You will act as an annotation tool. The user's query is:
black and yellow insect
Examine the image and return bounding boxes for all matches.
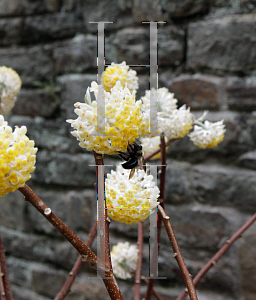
[118,139,146,179]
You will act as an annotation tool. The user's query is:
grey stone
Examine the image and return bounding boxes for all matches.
[26,188,96,235]
[188,14,256,73]
[238,224,256,300]
[31,264,67,298]
[132,0,167,23]
[0,17,23,45]
[23,12,84,43]
[191,163,256,212]
[158,26,185,67]
[238,151,256,170]
[7,257,31,287]
[226,77,256,111]
[0,46,53,85]
[169,74,224,110]
[114,27,150,66]
[12,285,50,300]
[13,88,59,117]
[53,34,97,74]
[33,150,96,187]
[0,190,26,231]
[57,73,97,119]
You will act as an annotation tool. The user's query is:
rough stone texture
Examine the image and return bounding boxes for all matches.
[132,0,167,23]
[23,12,84,43]
[226,76,256,110]
[0,46,53,85]
[238,224,256,300]
[57,73,97,118]
[13,88,59,117]
[169,74,224,110]
[53,34,97,74]
[0,17,23,45]
[188,14,256,73]
[114,27,150,65]
[238,150,256,170]
[33,151,96,187]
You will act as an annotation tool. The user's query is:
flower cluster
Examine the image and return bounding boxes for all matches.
[189,120,225,149]
[140,87,194,140]
[141,135,168,159]
[106,165,159,225]
[0,66,22,115]
[67,81,149,154]
[111,242,138,279]
[0,115,37,197]
[102,61,138,93]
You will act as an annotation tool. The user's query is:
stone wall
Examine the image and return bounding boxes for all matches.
[1,0,256,299]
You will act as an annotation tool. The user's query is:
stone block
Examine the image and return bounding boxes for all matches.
[238,151,256,170]
[226,77,256,110]
[31,264,67,298]
[12,285,50,300]
[53,34,97,74]
[26,188,96,235]
[238,224,256,300]
[188,14,256,73]
[13,88,59,117]
[0,191,26,231]
[191,163,256,212]
[0,0,58,16]
[0,17,23,45]
[23,12,84,43]
[32,150,96,187]
[132,0,167,23]
[57,73,97,119]
[7,257,31,287]
[114,27,150,65]
[169,74,224,110]
[82,0,132,33]
[0,46,53,85]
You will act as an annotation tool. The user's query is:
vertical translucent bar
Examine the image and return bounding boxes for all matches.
[150,22,158,136]
[149,164,158,277]
[97,164,105,277]
[97,22,105,136]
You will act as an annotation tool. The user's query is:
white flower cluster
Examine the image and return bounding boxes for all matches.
[106,165,159,225]
[111,242,138,279]
[0,115,37,197]
[141,135,168,159]
[102,61,138,93]
[0,66,22,115]
[140,87,194,140]
[189,120,226,149]
[67,81,148,154]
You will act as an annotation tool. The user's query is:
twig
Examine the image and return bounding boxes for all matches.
[0,235,13,300]
[144,139,176,162]
[158,205,198,300]
[19,184,124,300]
[143,278,165,300]
[176,212,256,300]
[134,222,144,300]
[105,218,112,271]
[54,221,98,300]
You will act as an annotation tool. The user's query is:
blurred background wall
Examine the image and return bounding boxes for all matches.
[1,0,256,299]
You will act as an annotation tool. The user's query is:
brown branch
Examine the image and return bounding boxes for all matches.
[105,218,112,271]
[54,221,98,300]
[144,139,176,162]
[134,221,144,300]
[0,235,13,300]
[143,278,165,300]
[176,212,256,300]
[19,184,124,300]
[158,205,198,300]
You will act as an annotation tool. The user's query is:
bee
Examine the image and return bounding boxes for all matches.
[118,139,146,179]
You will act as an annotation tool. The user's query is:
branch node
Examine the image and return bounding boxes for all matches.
[173,253,177,258]
[0,272,4,277]
[185,288,188,292]
[44,208,52,215]
[226,239,231,244]
[135,280,140,284]
[189,274,193,277]
[212,260,216,265]
[164,216,170,220]
[69,271,73,276]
